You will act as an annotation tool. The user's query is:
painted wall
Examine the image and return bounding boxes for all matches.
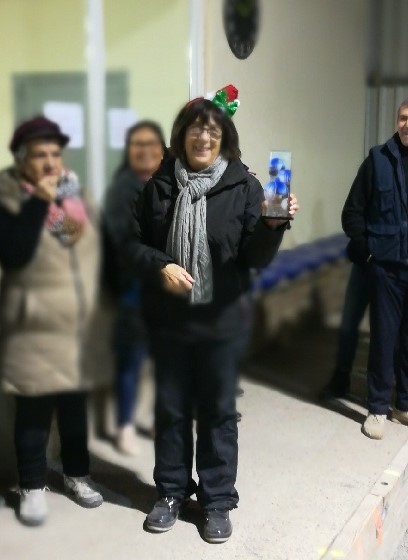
[204,0,369,245]
[0,0,189,169]
[0,0,85,168]
[104,0,190,141]
[0,0,368,237]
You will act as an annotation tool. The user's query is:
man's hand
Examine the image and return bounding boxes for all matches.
[262,193,300,229]
[34,176,59,202]
[161,263,195,295]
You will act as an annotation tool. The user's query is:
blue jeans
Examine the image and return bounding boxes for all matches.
[114,300,147,427]
[116,343,147,426]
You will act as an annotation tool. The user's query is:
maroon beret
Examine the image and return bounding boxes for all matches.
[9,116,70,154]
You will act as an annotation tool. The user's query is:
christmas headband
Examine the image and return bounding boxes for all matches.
[188,84,240,118]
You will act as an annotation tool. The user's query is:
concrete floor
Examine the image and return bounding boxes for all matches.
[1,321,408,560]
[393,529,408,560]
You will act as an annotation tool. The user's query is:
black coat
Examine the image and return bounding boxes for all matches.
[127,158,287,340]
[102,167,146,294]
[342,133,408,264]
[102,167,149,342]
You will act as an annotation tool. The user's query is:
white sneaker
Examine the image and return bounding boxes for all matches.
[19,488,48,526]
[362,414,387,440]
[116,424,140,457]
[63,475,103,508]
[391,409,408,425]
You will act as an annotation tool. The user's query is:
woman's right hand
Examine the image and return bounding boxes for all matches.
[161,263,194,295]
[34,176,59,202]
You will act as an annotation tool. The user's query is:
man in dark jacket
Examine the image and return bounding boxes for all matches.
[102,121,166,455]
[342,97,408,439]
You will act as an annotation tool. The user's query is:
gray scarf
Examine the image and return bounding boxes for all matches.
[166,155,228,304]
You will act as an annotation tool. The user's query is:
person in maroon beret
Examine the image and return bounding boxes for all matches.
[0,116,103,526]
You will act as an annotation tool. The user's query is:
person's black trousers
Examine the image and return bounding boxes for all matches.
[367,262,408,414]
[150,335,240,511]
[14,392,90,489]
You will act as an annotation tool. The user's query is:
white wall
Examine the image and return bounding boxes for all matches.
[105,0,190,141]
[204,0,369,246]
[0,0,190,169]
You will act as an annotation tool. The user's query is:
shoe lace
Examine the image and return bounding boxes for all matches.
[70,476,98,495]
[157,497,180,509]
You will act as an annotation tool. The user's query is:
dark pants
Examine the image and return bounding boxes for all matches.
[114,301,147,426]
[115,342,147,426]
[14,392,90,489]
[335,264,369,374]
[367,262,408,414]
[150,335,240,511]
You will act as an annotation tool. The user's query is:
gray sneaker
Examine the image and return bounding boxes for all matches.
[63,475,103,508]
[19,488,48,527]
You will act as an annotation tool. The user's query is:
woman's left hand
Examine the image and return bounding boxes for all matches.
[262,193,300,230]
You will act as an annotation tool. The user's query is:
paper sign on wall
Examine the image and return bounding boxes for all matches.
[108,108,138,150]
[43,101,84,149]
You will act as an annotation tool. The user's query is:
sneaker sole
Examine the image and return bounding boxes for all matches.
[361,427,384,440]
[19,515,47,527]
[66,490,103,509]
[204,535,231,544]
[145,520,176,533]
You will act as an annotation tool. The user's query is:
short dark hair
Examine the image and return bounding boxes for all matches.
[170,99,241,162]
[398,98,408,119]
[115,120,167,177]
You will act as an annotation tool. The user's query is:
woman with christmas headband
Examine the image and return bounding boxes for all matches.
[127,85,299,543]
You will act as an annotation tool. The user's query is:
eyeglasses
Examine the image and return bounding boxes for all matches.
[186,126,222,140]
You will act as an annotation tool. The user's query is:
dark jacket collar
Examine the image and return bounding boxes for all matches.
[152,157,251,196]
[386,133,404,161]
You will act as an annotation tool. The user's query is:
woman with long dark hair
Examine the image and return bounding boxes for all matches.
[103,120,166,455]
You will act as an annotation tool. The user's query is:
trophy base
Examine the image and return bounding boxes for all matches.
[262,215,294,221]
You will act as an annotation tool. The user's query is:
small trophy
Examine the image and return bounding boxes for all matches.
[263,151,293,220]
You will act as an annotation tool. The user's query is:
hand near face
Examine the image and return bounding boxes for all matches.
[161,263,195,295]
[262,193,300,229]
[34,175,59,202]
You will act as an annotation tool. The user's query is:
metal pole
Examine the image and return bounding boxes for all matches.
[85,0,106,204]
[189,0,204,100]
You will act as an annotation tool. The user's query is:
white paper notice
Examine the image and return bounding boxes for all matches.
[43,102,84,149]
[108,108,138,150]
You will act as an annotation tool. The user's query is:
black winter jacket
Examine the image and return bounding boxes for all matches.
[0,192,48,269]
[127,158,287,341]
[102,167,146,294]
[342,133,408,264]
